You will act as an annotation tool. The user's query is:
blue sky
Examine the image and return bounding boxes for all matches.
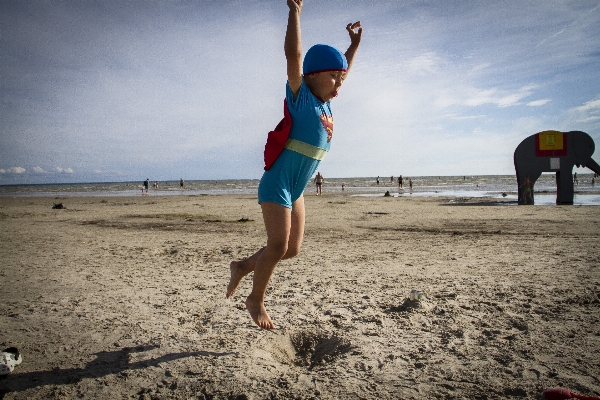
[1,0,599,184]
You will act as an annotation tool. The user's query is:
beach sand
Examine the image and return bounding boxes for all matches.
[0,193,599,399]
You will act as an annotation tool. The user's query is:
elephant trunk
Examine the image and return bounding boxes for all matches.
[586,158,600,175]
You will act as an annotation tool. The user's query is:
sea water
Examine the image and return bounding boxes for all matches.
[1,175,599,205]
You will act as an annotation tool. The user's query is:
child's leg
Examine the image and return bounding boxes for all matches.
[226,248,264,299]
[245,202,291,329]
[226,196,305,299]
[235,197,305,329]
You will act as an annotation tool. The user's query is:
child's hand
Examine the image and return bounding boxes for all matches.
[346,21,362,46]
[287,0,303,13]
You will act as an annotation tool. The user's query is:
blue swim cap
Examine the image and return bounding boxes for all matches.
[303,44,348,75]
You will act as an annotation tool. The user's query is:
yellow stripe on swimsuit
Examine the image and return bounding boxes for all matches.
[284,138,328,161]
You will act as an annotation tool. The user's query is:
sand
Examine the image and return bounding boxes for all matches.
[0,193,599,399]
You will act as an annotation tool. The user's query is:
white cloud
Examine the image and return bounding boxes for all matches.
[7,167,27,174]
[527,99,551,107]
[32,166,45,173]
[464,86,536,108]
[405,52,446,76]
[55,167,74,174]
[568,98,600,126]
[537,28,567,48]
[445,113,487,121]
[537,3,600,48]
[426,70,541,110]
[575,99,600,112]
[470,63,492,74]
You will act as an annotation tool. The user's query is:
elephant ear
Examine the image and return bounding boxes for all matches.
[571,131,594,160]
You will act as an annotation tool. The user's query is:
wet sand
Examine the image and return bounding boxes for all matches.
[0,194,599,399]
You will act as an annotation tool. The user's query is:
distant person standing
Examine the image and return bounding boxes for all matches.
[314,172,325,195]
[398,175,403,189]
[180,178,184,190]
[409,178,413,191]
[376,176,380,184]
[573,172,578,185]
[144,178,149,195]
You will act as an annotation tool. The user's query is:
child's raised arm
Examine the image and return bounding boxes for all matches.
[285,0,303,97]
[343,21,362,78]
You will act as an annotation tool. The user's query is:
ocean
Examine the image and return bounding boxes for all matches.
[1,175,599,206]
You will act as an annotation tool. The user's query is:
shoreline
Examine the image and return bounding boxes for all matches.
[0,172,598,187]
[2,190,600,207]
[1,174,599,208]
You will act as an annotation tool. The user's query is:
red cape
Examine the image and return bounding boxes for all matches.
[264,99,292,171]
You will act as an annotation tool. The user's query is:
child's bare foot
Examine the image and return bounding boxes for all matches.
[245,296,275,330]
[226,260,250,299]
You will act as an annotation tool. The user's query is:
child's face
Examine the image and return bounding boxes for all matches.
[305,71,345,102]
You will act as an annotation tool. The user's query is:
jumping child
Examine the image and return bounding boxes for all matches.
[226,0,362,329]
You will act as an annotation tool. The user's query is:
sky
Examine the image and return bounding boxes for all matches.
[1,0,599,185]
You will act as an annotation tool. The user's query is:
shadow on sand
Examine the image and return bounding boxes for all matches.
[0,344,236,398]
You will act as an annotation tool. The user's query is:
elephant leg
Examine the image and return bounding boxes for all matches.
[528,172,541,205]
[515,167,529,204]
[515,170,523,204]
[556,170,574,205]
[515,168,540,205]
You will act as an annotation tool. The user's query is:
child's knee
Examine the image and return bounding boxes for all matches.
[267,240,289,259]
[284,244,301,259]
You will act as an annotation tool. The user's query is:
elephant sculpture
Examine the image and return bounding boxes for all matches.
[514,130,600,205]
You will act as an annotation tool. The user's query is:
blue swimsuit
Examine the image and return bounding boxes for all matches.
[258,80,333,209]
